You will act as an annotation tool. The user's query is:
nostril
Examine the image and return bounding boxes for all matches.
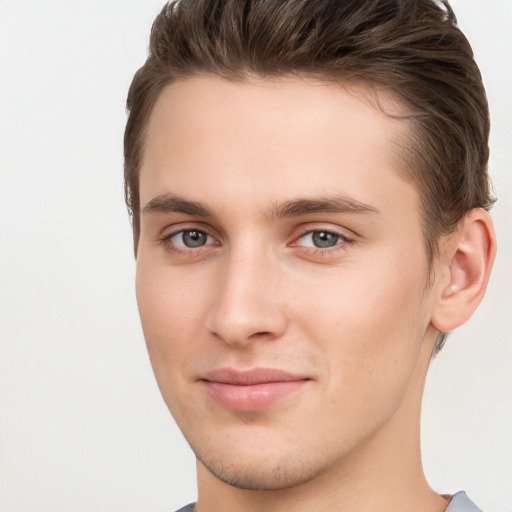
[249,331,274,340]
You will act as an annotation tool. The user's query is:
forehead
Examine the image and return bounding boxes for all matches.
[139,75,415,219]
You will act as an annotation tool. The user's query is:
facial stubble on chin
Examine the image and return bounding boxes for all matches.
[196,451,323,491]
[188,425,332,491]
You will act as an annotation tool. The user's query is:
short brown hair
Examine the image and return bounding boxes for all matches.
[125,0,494,262]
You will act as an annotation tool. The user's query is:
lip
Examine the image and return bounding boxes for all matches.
[199,368,310,412]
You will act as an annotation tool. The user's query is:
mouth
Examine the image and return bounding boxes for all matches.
[198,368,311,412]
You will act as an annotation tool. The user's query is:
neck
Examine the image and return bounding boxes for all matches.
[196,430,447,512]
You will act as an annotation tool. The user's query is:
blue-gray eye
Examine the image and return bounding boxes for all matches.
[300,231,343,248]
[312,231,340,248]
[172,230,210,248]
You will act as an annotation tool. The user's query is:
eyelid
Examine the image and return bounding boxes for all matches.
[292,224,355,242]
[159,221,219,241]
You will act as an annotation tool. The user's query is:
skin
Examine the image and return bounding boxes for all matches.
[135,76,494,512]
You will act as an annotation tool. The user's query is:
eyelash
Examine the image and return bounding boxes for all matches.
[158,227,354,256]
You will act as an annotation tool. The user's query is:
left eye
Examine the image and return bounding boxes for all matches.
[298,231,346,249]
[170,230,214,248]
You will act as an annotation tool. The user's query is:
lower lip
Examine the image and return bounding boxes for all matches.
[202,380,308,411]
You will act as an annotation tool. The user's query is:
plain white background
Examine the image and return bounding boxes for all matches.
[0,1,510,511]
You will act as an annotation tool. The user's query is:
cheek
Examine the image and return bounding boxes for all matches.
[296,254,430,392]
[135,258,202,371]
[135,259,210,420]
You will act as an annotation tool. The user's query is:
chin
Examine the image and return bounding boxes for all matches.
[186,425,337,491]
[196,449,325,490]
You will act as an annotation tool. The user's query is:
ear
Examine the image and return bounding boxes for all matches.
[431,208,496,333]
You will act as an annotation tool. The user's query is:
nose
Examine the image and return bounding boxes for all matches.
[205,249,288,347]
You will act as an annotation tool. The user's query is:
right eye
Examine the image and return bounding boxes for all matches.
[167,229,215,249]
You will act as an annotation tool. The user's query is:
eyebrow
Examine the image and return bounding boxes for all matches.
[141,193,380,219]
[268,195,380,219]
[142,194,215,217]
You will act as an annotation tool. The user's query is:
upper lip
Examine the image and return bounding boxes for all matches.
[199,368,309,386]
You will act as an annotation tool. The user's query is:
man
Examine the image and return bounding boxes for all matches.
[124,0,496,510]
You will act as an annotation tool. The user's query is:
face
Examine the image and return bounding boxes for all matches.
[136,76,439,491]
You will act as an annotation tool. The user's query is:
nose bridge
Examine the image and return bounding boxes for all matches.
[206,241,287,346]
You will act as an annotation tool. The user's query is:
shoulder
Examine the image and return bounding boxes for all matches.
[173,504,195,512]
[445,492,484,512]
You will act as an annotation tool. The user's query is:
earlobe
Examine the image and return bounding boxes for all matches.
[431,208,496,333]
